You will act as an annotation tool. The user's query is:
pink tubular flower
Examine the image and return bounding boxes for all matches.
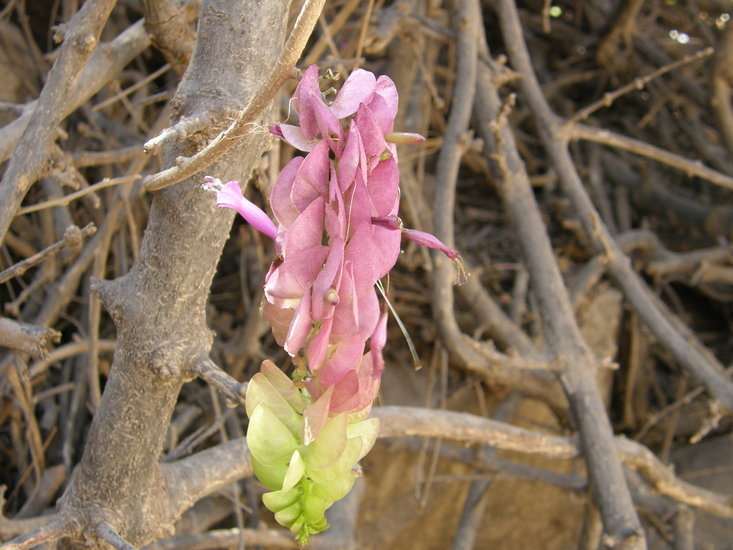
[205,65,464,427]
[201,177,277,240]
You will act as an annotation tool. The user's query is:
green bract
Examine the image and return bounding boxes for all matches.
[246,361,379,545]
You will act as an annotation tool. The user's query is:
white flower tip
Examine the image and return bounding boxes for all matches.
[201,176,224,193]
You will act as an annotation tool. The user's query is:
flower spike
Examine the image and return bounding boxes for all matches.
[203,65,463,545]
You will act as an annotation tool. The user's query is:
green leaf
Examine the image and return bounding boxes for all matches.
[282,450,306,492]
[302,494,329,524]
[303,411,347,470]
[306,436,362,484]
[274,501,302,527]
[303,386,333,445]
[262,486,301,512]
[310,470,356,503]
[247,405,299,467]
[246,372,304,438]
[260,360,307,412]
[251,454,287,491]
[348,417,379,461]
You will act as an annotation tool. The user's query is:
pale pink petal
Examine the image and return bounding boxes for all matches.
[369,223,402,279]
[343,172,376,238]
[352,278,380,340]
[264,246,329,309]
[337,121,368,194]
[292,65,322,139]
[330,263,359,337]
[345,220,400,282]
[290,140,330,212]
[329,69,376,119]
[354,104,387,160]
[327,355,381,415]
[385,131,425,145]
[369,75,399,133]
[262,300,294,348]
[282,197,325,256]
[306,317,333,372]
[366,155,399,216]
[284,289,312,356]
[403,229,459,259]
[272,124,318,152]
[311,237,344,321]
[270,156,303,226]
[317,333,366,386]
[324,197,346,241]
[369,311,388,377]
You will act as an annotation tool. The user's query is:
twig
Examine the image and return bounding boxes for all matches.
[93,64,172,111]
[0,8,198,165]
[673,506,695,550]
[141,0,195,77]
[0,318,60,358]
[0,517,68,550]
[353,0,375,65]
[457,263,536,355]
[0,0,118,244]
[142,116,213,156]
[141,528,298,549]
[28,338,116,379]
[96,522,138,550]
[0,223,96,284]
[163,439,253,520]
[494,0,733,412]
[15,177,139,216]
[712,23,733,155]
[488,3,645,546]
[190,356,247,407]
[428,0,565,412]
[372,406,733,520]
[374,406,578,458]
[568,123,733,191]
[72,145,144,168]
[570,47,713,124]
[141,0,327,192]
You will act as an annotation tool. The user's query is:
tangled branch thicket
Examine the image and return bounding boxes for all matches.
[1,0,733,548]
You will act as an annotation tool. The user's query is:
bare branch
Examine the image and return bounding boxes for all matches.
[373,406,733,521]
[142,528,298,549]
[493,0,733,411]
[427,0,565,411]
[568,123,733,191]
[487,3,645,546]
[0,0,118,243]
[142,0,327,192]
[0,517,68,550]
[141,0,196,77]
[190,356,247,407]
[0,318,60,358]
[0,223,96,284]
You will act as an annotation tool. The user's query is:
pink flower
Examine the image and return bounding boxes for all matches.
[201,177,277,240]
[205,65,463,424]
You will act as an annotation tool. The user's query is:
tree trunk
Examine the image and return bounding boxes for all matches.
[57,1,289,546]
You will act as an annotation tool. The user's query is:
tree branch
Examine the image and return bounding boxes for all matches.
[487,3,645,546]
[142,0,327,192]
[0,0,118,244]
[493,0,733,412]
